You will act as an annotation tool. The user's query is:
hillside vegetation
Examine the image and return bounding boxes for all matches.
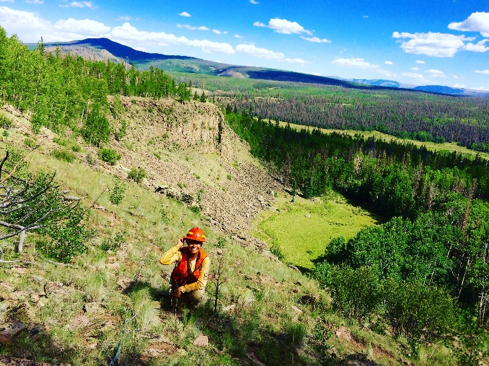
[1,27,489,365]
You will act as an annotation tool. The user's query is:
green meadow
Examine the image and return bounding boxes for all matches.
[253,192,379,269]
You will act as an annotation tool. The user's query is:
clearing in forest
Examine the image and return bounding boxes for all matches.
[253,192,379,270]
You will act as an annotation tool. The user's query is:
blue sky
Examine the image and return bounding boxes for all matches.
[0,0,488,90]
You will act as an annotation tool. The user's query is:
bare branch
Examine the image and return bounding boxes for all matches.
[0,151,8,180]
[0,145,40,184]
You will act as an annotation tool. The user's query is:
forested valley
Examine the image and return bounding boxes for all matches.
[226,111,489,360]
[2,23,489,364]
[221,89,489,152]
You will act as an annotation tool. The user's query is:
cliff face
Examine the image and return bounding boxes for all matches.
[113,96,236,161]
[1,96,280,251]
[108,97,279,250]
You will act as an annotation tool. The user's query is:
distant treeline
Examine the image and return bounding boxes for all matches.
[223,90,489,152]
[226,111,489,343]
[0,27,192,145]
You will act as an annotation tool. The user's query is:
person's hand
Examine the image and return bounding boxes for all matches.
[177,236,185,248]
[172,287,182,298]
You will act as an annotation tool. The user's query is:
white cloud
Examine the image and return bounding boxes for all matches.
[109,22,235,54]
[301,36,331,43]
[254,18,312,35]
[426,69,447,78]
[411,67,419,71]
[116,16,131,21]
[55,18,110,36]
[0,0,14,3]
[401,72,427,80]
[384,61,393,65]
[332,57,379,70]
[464,39,489,52]
[235,34,243,39]
[473,86,489,91]
[392,31,473,57]
[0,6,55,41]
[416,60,426,64]
[363,15,368,18]
[448,12,489,37]
[213,29,221,34]
[476,70,489,75]
[177,24,209,31]
[59,1,93,8]
[453,84,466,88]
[26,0,44,4]
[179,12,191,17]
[250,0,259,4]
[236,43,309,64]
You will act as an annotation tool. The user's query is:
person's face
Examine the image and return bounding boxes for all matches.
[186,239,202,255]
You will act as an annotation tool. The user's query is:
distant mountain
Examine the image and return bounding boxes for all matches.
[37,37,488,97]
[61,38,197,62]
[413,85,465,95]
[351,79,401,88]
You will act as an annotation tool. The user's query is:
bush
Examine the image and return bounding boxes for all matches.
[109,178,126,205]
[38,202,95,263]
[114,120,127,141]
[98,148,121,165]
[81,105,110,146]
[0,114,12,129]
[326,265,381,320]
[128,167,146,183]
[160,207,169,224]
[100,230,126,251]
[285,322,306,347]
[382,278,458,342]
[52,149,76,163]
[24,138,37,148]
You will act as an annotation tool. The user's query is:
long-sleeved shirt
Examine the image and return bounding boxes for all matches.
[160,244,210,294]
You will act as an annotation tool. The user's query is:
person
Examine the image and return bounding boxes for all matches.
[159,227,210,312]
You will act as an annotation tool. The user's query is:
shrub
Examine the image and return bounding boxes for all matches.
[71,144,81,152]
[0,114,12,129]
[128,167,146,183]
[382,278,458,342]
[98,148,121,165]
[217,237,226,249]
[317,264,381,320]
[285,323,306,347]
[81,105,110,146]
[227,174,232,181]
[24,138,37,149]
[38,202,95,263]
[52,149,76,163]
[109,178,126,205]
[114,120,127,141]
[160,207,169,224]
[100,230,126,251]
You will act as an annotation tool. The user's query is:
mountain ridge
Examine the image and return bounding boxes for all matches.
[37,37,489,97]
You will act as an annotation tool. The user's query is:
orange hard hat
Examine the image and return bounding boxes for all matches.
[184,227,206,243]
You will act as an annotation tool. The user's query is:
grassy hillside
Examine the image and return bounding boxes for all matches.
[0,98,462,365]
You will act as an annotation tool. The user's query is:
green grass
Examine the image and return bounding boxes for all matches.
[253,192,379,269]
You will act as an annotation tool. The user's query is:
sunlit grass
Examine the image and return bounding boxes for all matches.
[253,191,379,269]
